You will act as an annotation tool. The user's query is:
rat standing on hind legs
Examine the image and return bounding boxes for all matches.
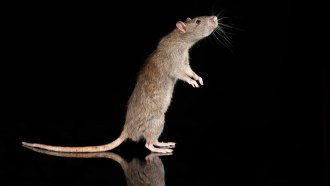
[23,16,219,153]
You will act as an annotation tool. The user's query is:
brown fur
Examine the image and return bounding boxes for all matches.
[22,16,219,153]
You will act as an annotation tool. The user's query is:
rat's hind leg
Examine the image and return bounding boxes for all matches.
[154,141,176,148]
[144,113,174,153]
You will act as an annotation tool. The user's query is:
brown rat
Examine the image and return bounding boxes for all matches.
[22,15,219,153]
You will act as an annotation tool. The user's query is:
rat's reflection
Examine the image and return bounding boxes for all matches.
[24,146,170,186]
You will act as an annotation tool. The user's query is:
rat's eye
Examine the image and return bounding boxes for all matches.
[196,19,201,24]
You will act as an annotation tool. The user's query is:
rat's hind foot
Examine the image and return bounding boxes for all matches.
[145,142,173,153]
[155,141,176,148]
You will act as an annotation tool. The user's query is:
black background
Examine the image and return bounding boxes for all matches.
[2,0,328,185]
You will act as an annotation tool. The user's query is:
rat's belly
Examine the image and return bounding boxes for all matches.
[152,78,176,113]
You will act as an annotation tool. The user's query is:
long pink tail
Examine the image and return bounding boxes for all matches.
[22,131,128,152]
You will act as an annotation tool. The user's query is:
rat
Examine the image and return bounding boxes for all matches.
[23,146,169,186]
[22,15,219,153]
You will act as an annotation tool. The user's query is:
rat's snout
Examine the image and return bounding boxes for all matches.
[211,16,218,26]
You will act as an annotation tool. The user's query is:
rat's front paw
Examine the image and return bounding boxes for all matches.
[188,79,200,88]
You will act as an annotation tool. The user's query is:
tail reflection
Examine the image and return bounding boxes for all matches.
[23,145,171,186]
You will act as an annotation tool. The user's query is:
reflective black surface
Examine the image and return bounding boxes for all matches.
[3,118,328,185]
[3,0,328,185]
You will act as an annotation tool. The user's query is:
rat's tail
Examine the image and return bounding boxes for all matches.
[22,131,128,152]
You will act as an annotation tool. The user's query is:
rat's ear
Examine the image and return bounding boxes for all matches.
[186,17,191,21]
[176,21,187,33]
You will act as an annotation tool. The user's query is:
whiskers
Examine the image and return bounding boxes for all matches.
[212,13,243,53]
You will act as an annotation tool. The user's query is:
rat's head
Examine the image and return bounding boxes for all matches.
[176,16,218,41]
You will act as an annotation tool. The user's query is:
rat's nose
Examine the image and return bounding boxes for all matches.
[211,16,218,23]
